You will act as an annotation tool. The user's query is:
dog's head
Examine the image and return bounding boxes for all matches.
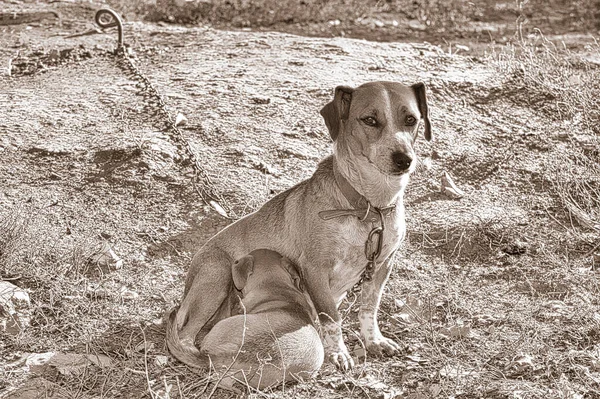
[320,81,431,180]
[232,249,304,294]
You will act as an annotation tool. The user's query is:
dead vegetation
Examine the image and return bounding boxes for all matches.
[492,31,600,135]
[550,147,600,231]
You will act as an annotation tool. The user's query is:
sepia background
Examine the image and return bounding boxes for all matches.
[1,0,599,398]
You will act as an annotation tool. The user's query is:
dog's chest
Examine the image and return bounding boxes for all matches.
[330,210,405,295]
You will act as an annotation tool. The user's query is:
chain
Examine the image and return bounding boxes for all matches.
[351,207,385,294]
[94,9,228,215]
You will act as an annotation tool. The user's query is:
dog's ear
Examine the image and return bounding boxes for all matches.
[320,85,354,141]
[281,257,305,292]
[232,254,254,291]
[411,82,432,141]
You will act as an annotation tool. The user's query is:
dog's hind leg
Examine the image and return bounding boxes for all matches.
[168,247,234,361]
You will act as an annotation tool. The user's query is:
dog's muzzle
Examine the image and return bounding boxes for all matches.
[391,151,413,172]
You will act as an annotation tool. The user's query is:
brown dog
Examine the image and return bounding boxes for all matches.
[168,249,323,390]
[166,81,432,371]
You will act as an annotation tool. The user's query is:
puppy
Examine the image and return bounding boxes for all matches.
[167,81,432,370]
[168,249,323,390]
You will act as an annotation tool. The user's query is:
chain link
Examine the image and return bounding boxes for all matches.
[95,9,228,214]
[351,207,386,293]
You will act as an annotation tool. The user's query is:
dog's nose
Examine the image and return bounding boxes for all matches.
[392,152,413,171]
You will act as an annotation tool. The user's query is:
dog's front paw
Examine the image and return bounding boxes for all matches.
[326,345,355,371]
[366,335,401,356]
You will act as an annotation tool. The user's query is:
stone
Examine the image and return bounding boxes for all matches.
[90,242,123,270]
[142,132,180,162]
[25,352,56,373]
[1,377,71,399]
[441,171,465,199]
[33,353,114,377]
[0,281,31,334]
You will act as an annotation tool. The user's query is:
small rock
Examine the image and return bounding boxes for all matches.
[141,132,180,163]
[43,353,89,377]
[249,157,277,175]
[35,353,113,377]
[155,355,169,367]
[90,242,123,270]
[353,346,366,359]
[86,285,110,300]
[439,325,471,339]
[408,19,427,31]
[209,200,228,218]
[25,352,56,372]
[0,281,31,334]
[26,143,73,156]
[174,113,187,127]
[501,241,528,255]
[429,384,442,397]
[119,287,139,301]
[2,377,69,399]
[85,353,113,368]
[508,354,535,372]
[441,171,465,199]
[420,156,433,171]
[46,49,60,62]
[251,96,270,105]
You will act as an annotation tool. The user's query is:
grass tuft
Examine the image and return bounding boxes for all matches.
[492,31,600,134]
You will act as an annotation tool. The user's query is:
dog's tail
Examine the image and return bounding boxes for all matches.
[165,307,210,370]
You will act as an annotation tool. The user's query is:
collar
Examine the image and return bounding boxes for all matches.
[318,160,396,221]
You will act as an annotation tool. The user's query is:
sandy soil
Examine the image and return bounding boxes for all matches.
[1,1,599,398]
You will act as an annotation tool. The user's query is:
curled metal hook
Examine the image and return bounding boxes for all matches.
[95,8,124,49]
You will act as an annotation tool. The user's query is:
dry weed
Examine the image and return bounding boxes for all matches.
[549,148,600,235]
[492,30,600,134]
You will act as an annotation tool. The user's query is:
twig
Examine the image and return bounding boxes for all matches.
[584,240,600,257]
[140,325,157,399]
[65,28,104,39]
[266,316,287,392]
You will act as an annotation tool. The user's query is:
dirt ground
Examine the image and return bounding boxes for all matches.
[1,1,599,398]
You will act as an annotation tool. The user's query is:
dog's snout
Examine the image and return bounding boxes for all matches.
[391,152,412,171]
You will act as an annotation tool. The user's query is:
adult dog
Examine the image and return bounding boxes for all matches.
[172,249,323,390]
[167,81,432,371]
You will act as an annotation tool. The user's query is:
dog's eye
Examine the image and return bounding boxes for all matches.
[362,117,378,127]
[405,115,417,126]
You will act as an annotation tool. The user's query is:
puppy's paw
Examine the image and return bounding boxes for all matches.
[327,345,355,371]
[366,335,401,356]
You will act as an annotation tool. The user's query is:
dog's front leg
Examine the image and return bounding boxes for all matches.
[304,270,354,371]
[359,255,401,356]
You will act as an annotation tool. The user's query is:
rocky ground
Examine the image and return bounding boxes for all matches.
[1,1,599,398]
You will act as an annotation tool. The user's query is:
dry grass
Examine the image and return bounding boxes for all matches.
[550,148,600,234]
[492,31,600,135]
[131,0,481,29]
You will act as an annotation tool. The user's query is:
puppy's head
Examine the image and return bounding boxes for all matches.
[232,249,304,294]
[320,81,431,178]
